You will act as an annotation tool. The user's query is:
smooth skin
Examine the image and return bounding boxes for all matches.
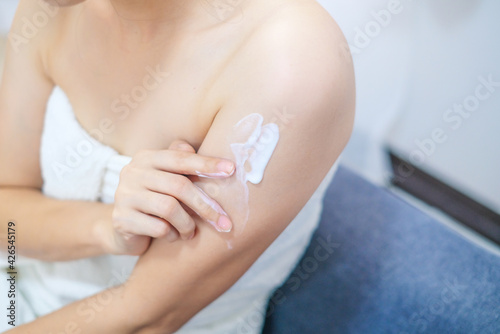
[0,0,239,259]
[0,0,355,332]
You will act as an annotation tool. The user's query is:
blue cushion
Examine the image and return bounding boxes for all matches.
[262,166,500,334]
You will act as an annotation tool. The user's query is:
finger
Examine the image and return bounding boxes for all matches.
[150,150,235,178]
[134,190,197,240]
[144,171,233,233]
[113,208,179,240]
[167,140,203,183]
[169,139,196,153]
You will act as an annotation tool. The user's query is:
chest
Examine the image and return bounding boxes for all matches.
[48,18,238,156]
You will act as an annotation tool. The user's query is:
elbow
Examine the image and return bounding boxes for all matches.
[136,322,176,334]
[133,315,181,334]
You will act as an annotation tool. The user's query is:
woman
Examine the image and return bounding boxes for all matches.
[0,0,354,332]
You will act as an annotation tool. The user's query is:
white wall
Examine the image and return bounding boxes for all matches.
[318,0,500,213]
[317,0,420,184]
[386,1,500,213]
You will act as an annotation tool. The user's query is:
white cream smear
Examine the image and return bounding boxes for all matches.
[230,114,280,185]
[194,113,279,248]
[229,113,280,234]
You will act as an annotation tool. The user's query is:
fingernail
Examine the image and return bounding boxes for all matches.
[217,215,232,232]
[217,161,235,176]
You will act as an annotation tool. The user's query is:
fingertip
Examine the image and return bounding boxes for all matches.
[217,215,232,233]
[216,160,235,176]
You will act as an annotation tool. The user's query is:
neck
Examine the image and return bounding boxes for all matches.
[99,0,207,45]
[108,0,195,22]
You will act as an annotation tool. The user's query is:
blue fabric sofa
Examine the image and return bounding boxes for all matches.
[262,167,500,334]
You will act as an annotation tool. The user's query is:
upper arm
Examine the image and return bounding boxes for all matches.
[122,6,355,332]
[0,0,56,188]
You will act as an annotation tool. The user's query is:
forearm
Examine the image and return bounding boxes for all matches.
[0,187,111,261]
[123,222,276,333]
[2,217,276,334]
[4,285,141,334]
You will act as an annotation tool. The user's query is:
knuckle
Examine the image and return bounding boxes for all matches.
[151,222,170,238]
[119,164,139,182]
[177,220,195,237]
[198,200,214,219]
[111,209,120,222]
[111,217,129,234]
[114,187,134,204]
[157,196,177,218]
[119,164,131,179]
[111,206,126,223]
[171,175,190,195]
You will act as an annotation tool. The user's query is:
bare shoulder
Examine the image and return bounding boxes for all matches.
[7,0,87,77]
[9,0,69,51]
[222,0,355,122]
[256,0,348,50]
[210,0,355,189]
[0,0,80,188]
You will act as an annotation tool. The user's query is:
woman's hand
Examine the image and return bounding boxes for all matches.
[104,140,235,256]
